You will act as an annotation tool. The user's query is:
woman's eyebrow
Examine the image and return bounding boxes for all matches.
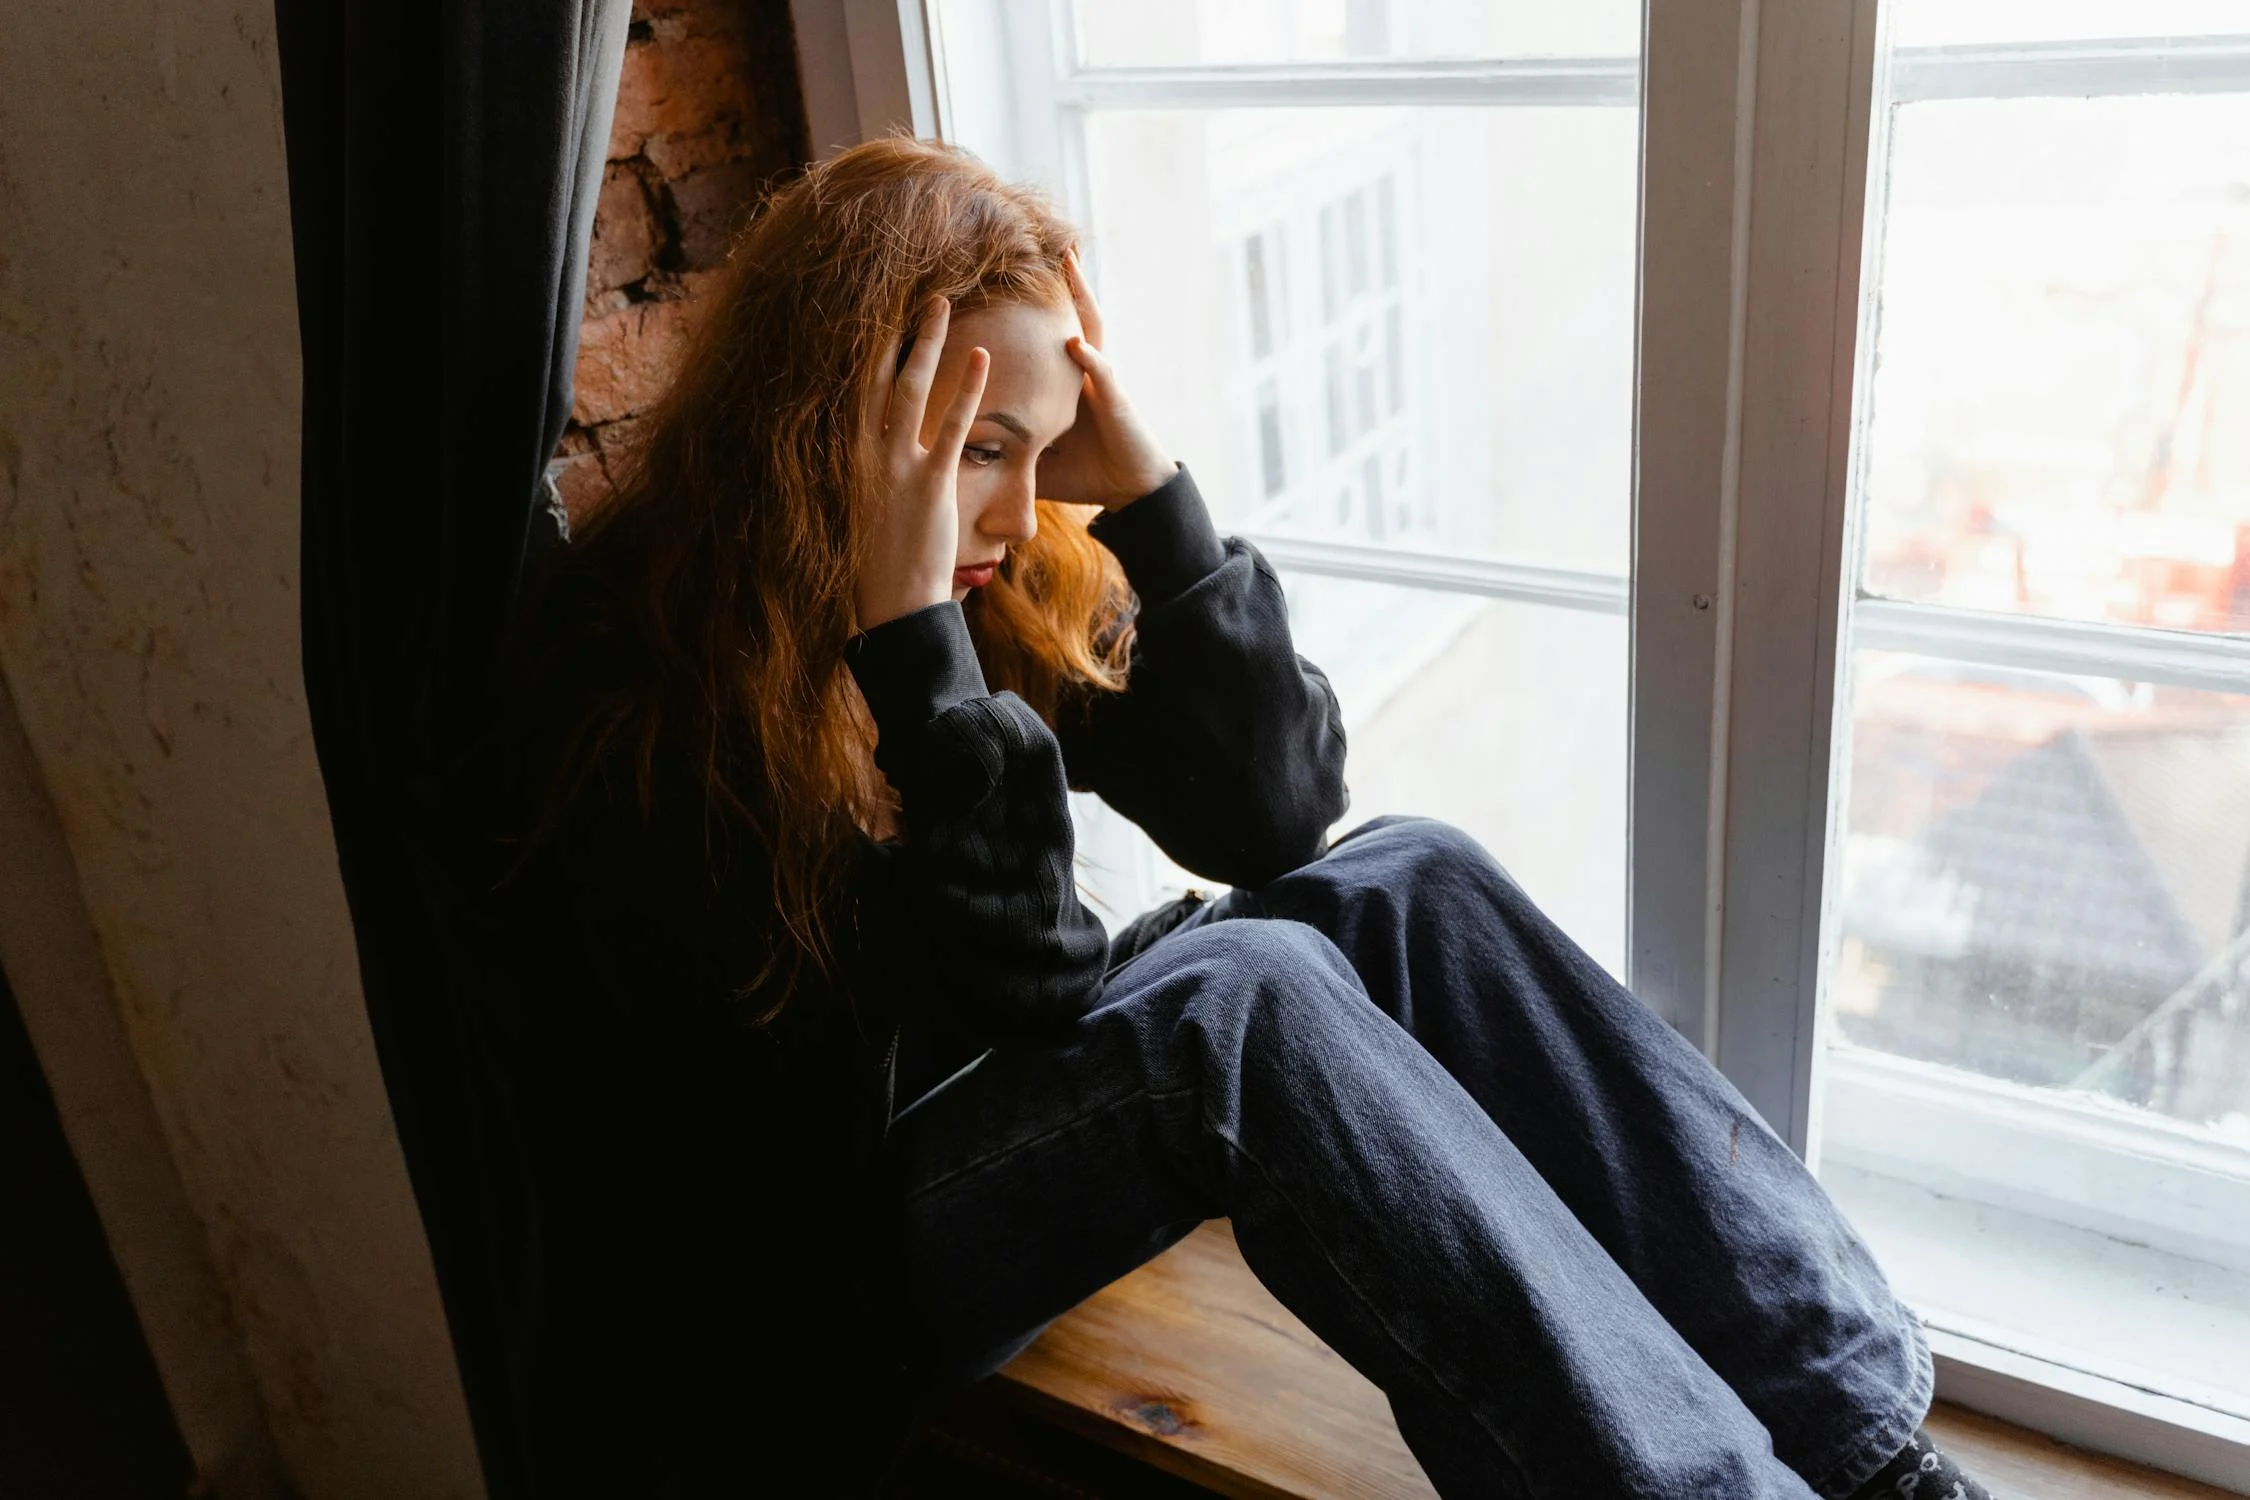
[979,411,1033,443]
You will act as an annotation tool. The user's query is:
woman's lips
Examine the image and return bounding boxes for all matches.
[953,562,998,589]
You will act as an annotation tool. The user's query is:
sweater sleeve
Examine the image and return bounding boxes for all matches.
[846,600,1114,1040]
[1058,467,1351,889]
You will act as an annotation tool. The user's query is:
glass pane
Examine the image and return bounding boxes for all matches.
[938,2,1636,986]
[1858,93,2250,634]
[1822,649,2250,1416]
[1835,651,2250,1132]
[1890,0,2250,48]
[1075,0,1641,68]
[1081,106,1638,572]
[1071,579,1628,979]
[1287,576,1628,975]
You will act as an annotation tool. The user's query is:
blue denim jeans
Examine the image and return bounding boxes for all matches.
[889,815,1932,1498]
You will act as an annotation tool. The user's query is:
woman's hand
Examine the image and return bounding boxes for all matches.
[1036,248,1177,510]
[856,296,989,632]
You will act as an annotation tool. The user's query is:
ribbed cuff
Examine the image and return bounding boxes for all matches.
[844,600,990,740]
[1087,465,1227,607]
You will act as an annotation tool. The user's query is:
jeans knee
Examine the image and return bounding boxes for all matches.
[1178,917,1356,1005]
[1124,919,1368,1066]
[1327,814,1518,904]
[1343,813,1485,861]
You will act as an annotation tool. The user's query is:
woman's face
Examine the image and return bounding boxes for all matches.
[917,296,1086,600]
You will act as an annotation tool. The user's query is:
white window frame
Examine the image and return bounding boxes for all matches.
[795,3,2250,1485]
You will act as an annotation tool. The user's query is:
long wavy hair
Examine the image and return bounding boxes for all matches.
[551,137,1134,1015]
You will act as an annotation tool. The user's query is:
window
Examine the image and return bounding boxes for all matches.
[1813,0,2250,1455]
[804,0,2250,1482]
[929,0,1642,973]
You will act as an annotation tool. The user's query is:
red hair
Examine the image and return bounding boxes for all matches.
[556,137,1133,1014]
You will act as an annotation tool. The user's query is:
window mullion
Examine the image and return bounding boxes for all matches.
[1242,534,1629,613]
[1891,33,2250,102]
[1855,597,2250,697]
[790,0,943,154]
[1632,0,1883,1154]
[1054,59,1638,111]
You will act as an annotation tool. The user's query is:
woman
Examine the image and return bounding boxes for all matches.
[493,137,1988,1498]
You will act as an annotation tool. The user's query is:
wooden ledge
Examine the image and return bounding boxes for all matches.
[995,1221,2235,1500]
[999,1222,1432,1499]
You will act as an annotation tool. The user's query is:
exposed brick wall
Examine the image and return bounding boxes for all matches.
[553,0,809,523]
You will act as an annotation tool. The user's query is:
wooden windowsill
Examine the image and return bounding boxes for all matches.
[996,1221,2237,1500]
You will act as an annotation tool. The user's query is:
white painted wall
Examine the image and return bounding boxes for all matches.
[0,3,482,1496]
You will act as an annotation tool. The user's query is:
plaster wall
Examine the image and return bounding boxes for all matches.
[0,3,481,1495]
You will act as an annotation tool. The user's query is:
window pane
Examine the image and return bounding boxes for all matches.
[1081,106,1637,570]
[1074,0,1641,68]
[1835,650,2250,1130]
[1281,576,1627,975]
[1822,649,2250,1416]
[1066,580,1629,986]
[1858,93,2250,634]
[935,1,1637,988]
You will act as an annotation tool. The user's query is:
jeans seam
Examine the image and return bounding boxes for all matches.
[1806,1300,1935,1498]
[1178,1096,1532,1494]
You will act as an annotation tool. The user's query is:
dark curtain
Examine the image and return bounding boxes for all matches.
[273,4,631,1495]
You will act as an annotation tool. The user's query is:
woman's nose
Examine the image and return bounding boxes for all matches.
[983,469,1039,545]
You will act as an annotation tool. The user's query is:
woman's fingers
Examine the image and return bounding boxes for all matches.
[885,296,951,448]
[931,347,990,463]
[1064,246,1105,349]
[1062,334,1176,505]
[864,329,904,446]
[1066,333,1121,405]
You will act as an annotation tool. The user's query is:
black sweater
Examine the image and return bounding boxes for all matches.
[491,468,1348,1493]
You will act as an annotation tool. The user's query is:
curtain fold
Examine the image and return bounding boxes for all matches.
[273,4,631,1494]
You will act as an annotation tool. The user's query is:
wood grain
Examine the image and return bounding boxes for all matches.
[998,1222,1436,1499]
[999,1220,2236,1500]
